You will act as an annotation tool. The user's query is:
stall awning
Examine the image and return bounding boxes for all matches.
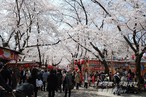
[0,47,21,61]
[8,61,39,68]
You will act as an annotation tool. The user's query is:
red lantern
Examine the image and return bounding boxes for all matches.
[74,60,77,65]
[74,66,78,71]
[77,60,80,65]
[24,64,29,68]
[0,49,4,55]
[81,59,85,64]
[48,65,53,70]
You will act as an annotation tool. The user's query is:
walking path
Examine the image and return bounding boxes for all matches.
[37,87,146,97]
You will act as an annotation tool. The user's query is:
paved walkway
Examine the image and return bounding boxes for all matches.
[37,87,146,97]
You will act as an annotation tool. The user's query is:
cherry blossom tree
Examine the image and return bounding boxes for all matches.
[115,0,146,88]
[0,0,63,66]
[57,0,133,73]
[0,0,145,76]
[97,0,146,88]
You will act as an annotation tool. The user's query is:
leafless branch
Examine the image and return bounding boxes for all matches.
[91,0,111,17]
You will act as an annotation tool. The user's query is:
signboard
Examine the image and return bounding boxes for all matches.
[88,60,100,65]
[8,61,39,68]
[88,60,104,71]
[0,48,19,60]
[90,64,101,68]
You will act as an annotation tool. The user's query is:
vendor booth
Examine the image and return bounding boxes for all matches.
[0,46,21,64]
[7,61,40,69]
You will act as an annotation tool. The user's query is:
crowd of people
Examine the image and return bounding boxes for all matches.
[1,62,146,97]
[0,62,83,97]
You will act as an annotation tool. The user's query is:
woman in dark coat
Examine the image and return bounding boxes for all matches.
[28,68,39,97]
[56,70,63,93]
[63,70,73,97]
[47,70,58,97]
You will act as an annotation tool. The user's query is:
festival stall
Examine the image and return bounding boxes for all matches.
[7,61,40,70]
[73,59,104,73]
[0,46,21,64]
[73,57,146,76]
[128,60,146,76]
[88,60,104,72]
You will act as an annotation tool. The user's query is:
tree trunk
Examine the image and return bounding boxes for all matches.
[37,45,42,67]
[101,60,109,74]
[135,53,143,90]
[135,56,141,89]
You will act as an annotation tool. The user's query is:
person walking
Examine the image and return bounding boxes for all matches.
[15,79,34,97]
[0,63,12,97]
[84,70,88,89]
[42,69,49,91]
[56,69,63,93]
[47,70,58,97]
[20,68,26,83]
[75,70,80,90]
[62,70,67,91]
[113,72,121,95]
[63,70,73,97]
[28,68,39,97]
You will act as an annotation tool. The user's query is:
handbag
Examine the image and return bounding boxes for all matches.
[36,79,43,87]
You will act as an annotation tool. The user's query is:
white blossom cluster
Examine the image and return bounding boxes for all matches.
[0,0,145,67]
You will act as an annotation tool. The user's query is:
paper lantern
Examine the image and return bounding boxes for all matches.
[48,65,53,69]
[75,67,78,71]
[81,59,85,64]
[74,60,77,65]
[77,60,80,65]
[0,49,4,55]
[24,64,29,68]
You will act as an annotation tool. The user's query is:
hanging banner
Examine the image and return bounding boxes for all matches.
[0,48,19,60]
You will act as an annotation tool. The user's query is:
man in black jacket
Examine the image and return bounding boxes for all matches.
[63,70,73,97]
[113,73,121,95]
[47,70,58,97]
[15,82,34,97]
[0,63,12,97]
[56,70,63,93]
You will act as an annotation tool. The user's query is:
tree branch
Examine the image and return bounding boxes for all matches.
[91,0,111,17]
[117,25,137,53]
[67,32,99,59]
[26,40,61,48]
[52,58,63,66]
